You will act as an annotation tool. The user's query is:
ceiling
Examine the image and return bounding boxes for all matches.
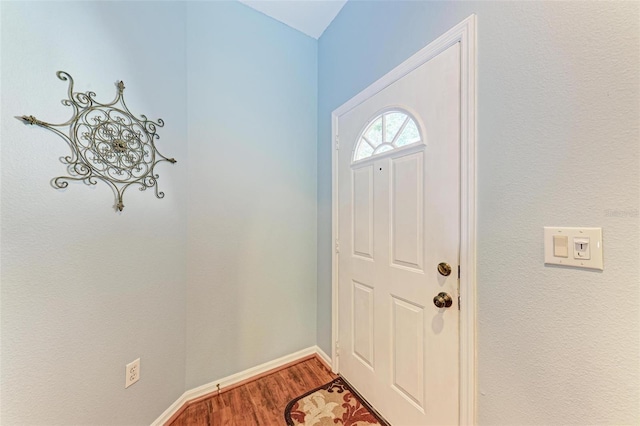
[238,0,347,39]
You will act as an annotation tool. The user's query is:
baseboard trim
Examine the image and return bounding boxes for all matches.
[315,345,332,370]
[152,346,331,426]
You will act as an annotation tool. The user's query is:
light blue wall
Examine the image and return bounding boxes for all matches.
[185,1,318,389]
[2,1,319,423]
[318,1,639,424]
[3,0,638,424]
[1,1,188,424]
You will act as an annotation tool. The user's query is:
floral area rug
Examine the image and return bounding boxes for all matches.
[284,377,390,426]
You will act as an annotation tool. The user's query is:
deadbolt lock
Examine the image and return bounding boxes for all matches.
[437,262,452,276]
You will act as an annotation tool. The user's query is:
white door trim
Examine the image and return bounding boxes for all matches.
[330,15,477,425]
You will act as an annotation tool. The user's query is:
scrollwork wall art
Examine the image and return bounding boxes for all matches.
[19,71,176,211]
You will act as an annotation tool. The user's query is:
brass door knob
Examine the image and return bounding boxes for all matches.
[437,262,452,276]
[433,292,453,308]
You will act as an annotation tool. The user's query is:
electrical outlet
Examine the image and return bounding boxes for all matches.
[125,358,140,388]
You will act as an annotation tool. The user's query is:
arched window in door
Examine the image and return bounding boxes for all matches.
[353,109,422,162]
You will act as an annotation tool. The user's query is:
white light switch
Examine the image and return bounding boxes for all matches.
[544,227,603,270]
[553,235,569,257]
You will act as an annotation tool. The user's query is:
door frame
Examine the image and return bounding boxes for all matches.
[330,15,477,425]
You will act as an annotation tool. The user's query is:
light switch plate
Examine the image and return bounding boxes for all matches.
[544,227,603,270]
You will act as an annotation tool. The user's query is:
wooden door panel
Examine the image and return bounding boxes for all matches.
[391,296,425,410]
[390,152,424,271]
[352,166,374,259]
[352,280,375,369]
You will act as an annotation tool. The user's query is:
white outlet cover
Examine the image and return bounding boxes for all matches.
[125,358,140,388]
[544,227,603,270]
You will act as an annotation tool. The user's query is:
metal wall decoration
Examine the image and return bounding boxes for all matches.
[19,71,176,211]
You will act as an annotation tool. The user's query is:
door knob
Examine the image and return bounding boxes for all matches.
[437,262,452,276]
[433,292,453,308]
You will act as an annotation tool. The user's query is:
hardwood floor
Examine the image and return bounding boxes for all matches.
[169,356,337,426]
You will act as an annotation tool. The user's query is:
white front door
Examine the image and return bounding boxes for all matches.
[337,41,461,425]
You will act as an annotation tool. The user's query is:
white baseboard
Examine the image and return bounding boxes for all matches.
[314,345,332,368]
[151,346,331,425]
[152,392,188,426]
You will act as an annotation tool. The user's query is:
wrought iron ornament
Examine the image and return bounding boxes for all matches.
[20,71,176,211]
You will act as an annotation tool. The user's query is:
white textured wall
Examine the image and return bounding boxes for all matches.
[318,2,640,424]
[185,1,318,389]
[1,2,188,424]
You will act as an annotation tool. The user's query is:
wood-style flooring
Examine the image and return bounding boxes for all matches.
[169,356,337,426]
